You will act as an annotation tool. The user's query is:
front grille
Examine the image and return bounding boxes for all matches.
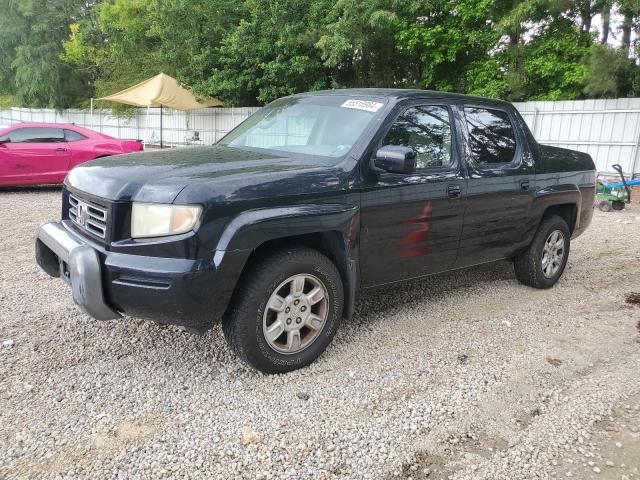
[69,194,108,239]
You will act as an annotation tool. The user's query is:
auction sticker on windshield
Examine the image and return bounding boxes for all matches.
[340,99,384,113]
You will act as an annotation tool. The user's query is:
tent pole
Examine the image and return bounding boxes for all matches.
[160,104,163,149]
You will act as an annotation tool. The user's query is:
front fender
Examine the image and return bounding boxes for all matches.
[213,203,358,258]
[211,203,360,320]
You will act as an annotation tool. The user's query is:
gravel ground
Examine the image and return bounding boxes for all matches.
[1,188,639,480]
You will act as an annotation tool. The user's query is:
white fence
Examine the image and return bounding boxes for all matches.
[0,106,260,147]
[515,98,640,178]
[2,98,640,177]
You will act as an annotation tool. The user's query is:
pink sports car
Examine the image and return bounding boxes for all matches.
[0,123,143,187]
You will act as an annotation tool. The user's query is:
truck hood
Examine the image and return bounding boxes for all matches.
[65,145,331,203]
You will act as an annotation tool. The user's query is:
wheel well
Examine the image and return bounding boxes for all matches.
[542,203,577,233]
[230,232,354,319]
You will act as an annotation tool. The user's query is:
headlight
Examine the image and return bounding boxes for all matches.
[131,203,202,238]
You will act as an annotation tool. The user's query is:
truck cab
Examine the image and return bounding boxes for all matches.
[35,89,596,373]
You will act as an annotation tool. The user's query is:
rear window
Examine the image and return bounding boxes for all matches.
[4,127,65,143]
[464,107,517,165]
[64,129,88,142]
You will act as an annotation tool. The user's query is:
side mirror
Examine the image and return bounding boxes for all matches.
[374,145,417,174]
[0,139,10,146]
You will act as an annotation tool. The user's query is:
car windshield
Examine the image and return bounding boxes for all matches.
[218,95,385,159]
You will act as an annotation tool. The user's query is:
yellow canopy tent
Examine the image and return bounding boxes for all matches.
[99,73,223,147]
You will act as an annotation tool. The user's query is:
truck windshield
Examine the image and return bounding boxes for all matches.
[218,95,385,158]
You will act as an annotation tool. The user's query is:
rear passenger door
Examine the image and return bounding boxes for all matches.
[455,104,535,267]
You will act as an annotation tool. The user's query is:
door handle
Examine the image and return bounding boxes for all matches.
[520,180,530,191]
[447,184,462,199]
[55,147,67,152]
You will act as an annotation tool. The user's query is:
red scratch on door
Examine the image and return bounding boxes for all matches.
[397,201,433,257]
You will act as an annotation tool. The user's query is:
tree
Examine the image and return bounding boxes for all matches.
[204,0,332,105]
[600,0,613,43]
[63,0,246,103]
[584,44,634,96]
[0,0,94,109]
[6,0,640,108]
[521,18,592,100]
[316,0,414,89]
[393,0,503,93]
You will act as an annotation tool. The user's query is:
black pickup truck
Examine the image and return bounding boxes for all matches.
[36,89,595,373]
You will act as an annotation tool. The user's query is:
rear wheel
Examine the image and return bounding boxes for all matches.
[612,200,626,211]
[222,247,343,374]
[514,215,571,289]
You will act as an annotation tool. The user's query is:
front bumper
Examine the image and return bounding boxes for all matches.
[36,221,120,320]
[35,221,244,329]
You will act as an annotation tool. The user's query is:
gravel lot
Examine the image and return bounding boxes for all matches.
[1,188,639,480]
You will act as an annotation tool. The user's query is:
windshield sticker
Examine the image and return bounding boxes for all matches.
[341,99,384,113]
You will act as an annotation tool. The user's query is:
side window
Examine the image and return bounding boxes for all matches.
[464,107,517,165]
[8,127,65,143]
[64,129,88,142]
[382,105,452,169]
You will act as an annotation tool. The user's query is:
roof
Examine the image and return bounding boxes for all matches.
[3,123,78,129]
[294,88,512,107]
[0,123,112,139]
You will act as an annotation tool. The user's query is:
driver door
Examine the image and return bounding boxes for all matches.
[359,102,466,287]
[0,127,71,185]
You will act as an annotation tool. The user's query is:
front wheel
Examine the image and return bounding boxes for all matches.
[513,215,571,289]
[222,247,343,374]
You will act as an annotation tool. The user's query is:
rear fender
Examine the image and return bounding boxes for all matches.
[92,143,124,156]
[528,183,582,240]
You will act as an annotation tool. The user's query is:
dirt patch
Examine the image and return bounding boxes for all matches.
[91,416,162,452]
[549,393,640,480]
[546,356,563,367]
[399,451,452,480]
[626,292,640,306]
[12,415,165,477]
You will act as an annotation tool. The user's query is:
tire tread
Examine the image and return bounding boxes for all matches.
[222,246,342,373]
[514,214,570,289]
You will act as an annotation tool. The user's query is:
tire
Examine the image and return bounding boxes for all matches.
[612,200,626,211]
[222,247,343,374]
[598,200,612,212]
[513,214,571,289]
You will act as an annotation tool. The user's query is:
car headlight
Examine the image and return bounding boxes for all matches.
[131,203,202,238]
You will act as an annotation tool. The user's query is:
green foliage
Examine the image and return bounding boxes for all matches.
[317,0,410,88]
[583,44,635,97]
[395,0,501,92]
[204,0,331,105]
[0,95,14,109]
[0,0,94,109]
[519,19,592,100]
[2,0,640,108]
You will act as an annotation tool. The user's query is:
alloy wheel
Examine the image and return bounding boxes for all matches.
[541,230,565,278]
[262,274,329,354]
